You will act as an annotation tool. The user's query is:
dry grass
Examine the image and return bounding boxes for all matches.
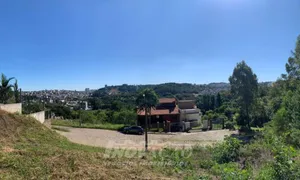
[0,110,178,180]
[0,110,23,144]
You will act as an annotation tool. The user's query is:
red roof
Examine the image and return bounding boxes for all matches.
[159,98,176,104]
[137,107,179,116]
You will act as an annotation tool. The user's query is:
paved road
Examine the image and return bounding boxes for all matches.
[56,127,237,150]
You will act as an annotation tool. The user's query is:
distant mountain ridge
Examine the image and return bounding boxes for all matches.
[93,82,231,97]
[92,82,273,98]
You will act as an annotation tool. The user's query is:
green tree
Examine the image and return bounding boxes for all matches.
[273,89,300,147]
[229,61,258,129]
[80,111,97,124]
[196,94,217,113]
[0,73,15,104]
[250,98,269,127]
[22,102,44,114]
[111,109,136,125]
[93,110,108,123]
[266,36,300,147]
[213,137,241,164]
[89,98,102,110]
[46,104,72,119]
[216,92,222,108]
[285,35,300,80]
[13,80,20,103]
[210,95,215,110]
[136,88,159,114]
[111,100,122,111]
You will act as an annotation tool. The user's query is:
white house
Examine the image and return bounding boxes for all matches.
[178,100,201,127]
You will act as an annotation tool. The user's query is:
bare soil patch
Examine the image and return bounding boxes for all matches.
[56,126,237,150]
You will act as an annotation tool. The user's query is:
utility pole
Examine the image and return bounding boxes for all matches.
[143,94,148,152]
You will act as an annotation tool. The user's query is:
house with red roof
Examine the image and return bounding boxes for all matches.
[137,98,201,132]
[137,98,180,127]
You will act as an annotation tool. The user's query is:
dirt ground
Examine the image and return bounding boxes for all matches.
[56,127,237,150]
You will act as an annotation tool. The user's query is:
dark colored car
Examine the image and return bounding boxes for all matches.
[118,125,130,132]
[123,126,144,135]
[170,123,182,132]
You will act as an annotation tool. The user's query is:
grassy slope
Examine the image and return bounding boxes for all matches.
[0,111,175,179]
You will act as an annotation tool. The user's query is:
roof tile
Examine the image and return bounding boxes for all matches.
[137,107,179,116]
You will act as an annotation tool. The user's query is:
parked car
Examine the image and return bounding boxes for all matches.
[118,125,130,132]
[123,126,144,135]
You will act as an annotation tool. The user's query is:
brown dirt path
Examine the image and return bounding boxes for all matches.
[56,127,237,150]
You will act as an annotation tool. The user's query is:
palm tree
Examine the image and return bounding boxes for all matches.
[0,73,15,104]
[136,88,159,152]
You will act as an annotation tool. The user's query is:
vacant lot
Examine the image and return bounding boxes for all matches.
[56,127,237,150]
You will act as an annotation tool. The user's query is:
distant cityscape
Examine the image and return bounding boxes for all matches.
[20,82,272,112]
[22,88,97,110]
[22,88,96,100]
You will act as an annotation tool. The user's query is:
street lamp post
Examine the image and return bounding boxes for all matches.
[143,94,148,152]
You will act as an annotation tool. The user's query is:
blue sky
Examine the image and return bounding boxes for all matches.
[0,0,299,91]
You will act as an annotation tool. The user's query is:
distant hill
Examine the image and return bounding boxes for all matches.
[92,82,231,98]
[93,82,273,98]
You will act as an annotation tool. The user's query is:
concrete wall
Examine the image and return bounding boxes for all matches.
[0,103,22,114]
[180,109,201,121]
[29,111,45,124]
[178,100,196,109]
[179,109,201,128]
[185,113,200,121]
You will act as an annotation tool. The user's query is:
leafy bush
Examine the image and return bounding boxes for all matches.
[287,129,300,148]
[94,110,108,123]
[271,145,299,180]
[212,137,241,164]
[199,159,215,169]
[51,120,124,130]
[192,146,215,169]
[80,111,97,124]
[257,165,275,180]
[212,162,251,180]
[22,102,44,114]
[272,107,288,133]
[225,121,235,130]
[253,136,300,180]
[46,104,73,119]
[239,139,274,177]
[57,109,136,126]
[111,109,136,125]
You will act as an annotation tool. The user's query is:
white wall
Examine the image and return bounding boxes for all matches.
[180,112,200,121]
[185,113,200,121]
[29,111,45,124]
[180,111,201,127]
[0,103,22,114]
